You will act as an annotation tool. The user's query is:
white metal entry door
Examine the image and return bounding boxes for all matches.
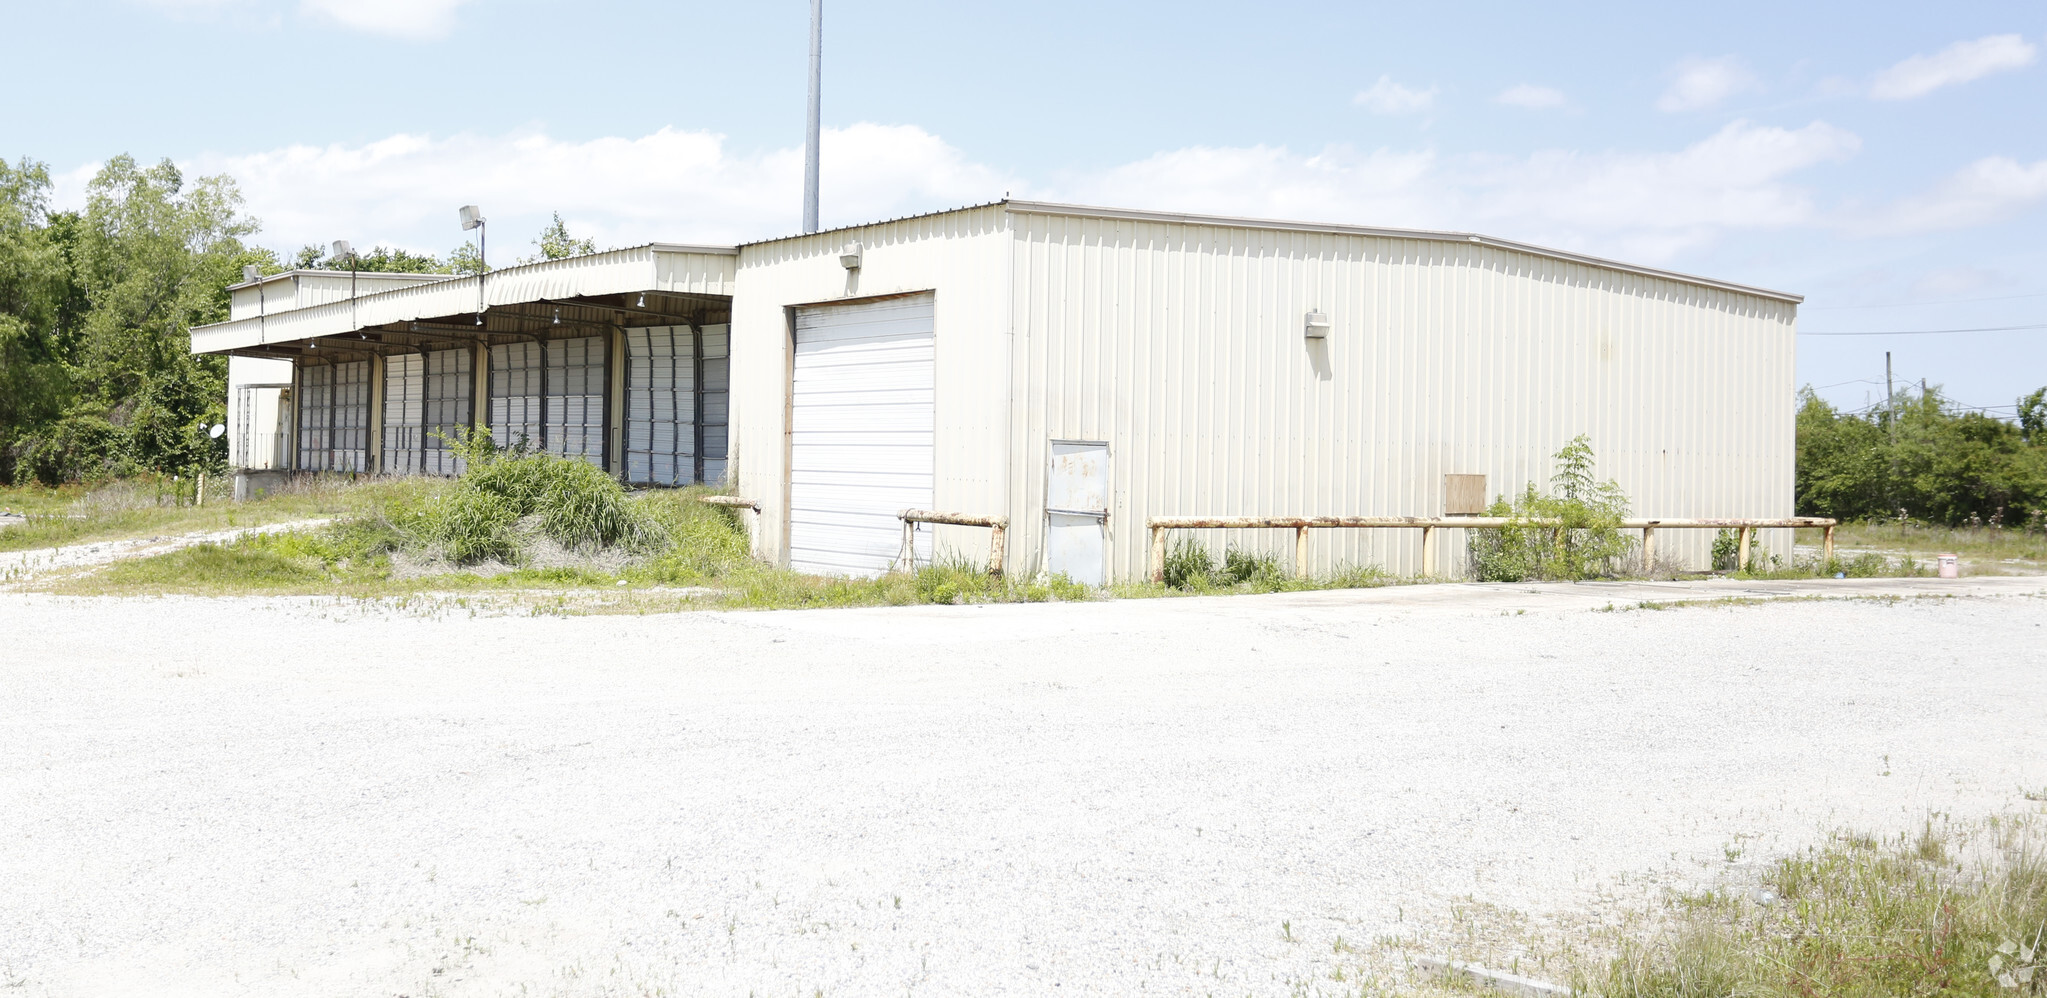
[789,293,935,577]
[1046,440,1109,586]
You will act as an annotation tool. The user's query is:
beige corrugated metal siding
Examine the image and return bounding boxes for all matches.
[1002,209,1797,580]
[729,206,1012,566]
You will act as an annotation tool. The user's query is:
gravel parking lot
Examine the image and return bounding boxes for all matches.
[4,583,2045,996]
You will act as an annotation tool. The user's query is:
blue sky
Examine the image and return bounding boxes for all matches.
[8,0,2045,415]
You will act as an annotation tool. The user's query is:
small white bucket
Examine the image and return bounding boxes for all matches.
[1936,553,1960,579]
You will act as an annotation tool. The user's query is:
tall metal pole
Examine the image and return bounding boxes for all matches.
[803,0,822,234]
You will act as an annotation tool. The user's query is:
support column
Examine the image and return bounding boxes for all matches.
[1149,526,1167,584]
[365,353,385,475]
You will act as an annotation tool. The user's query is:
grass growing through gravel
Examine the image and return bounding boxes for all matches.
[1126,535,1391,598]
[1592,815,2047,997]
[0,474,421,553]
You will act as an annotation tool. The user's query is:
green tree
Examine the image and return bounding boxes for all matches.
[1794,382,2047,526]
[0,157,82,483]
[296,243,452,274]
[521,212,597,263]
[9,154,265,483]
[2019,387,2047,444]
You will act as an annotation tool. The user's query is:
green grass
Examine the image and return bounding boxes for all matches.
[1798,521,2047,574]
[1593,816,2047,997]
[0,474,443,554]
[1150,536,1392,596]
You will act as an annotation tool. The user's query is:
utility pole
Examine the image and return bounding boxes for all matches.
[1885,351,1896,438]
[1885,351,1899,517]
[802,0,822,234]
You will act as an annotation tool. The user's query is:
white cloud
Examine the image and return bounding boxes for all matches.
[298,0,473,40]
[56,117,1879,269]
[1869,34,2037,100]
[131,0,473,38]
[1656,56,1760,112]
[1062,120,1860,262]
[1847,156,2047,235]
[1353,76,1437,115]
[153,124,1016,255]
[1495,84,1567,109]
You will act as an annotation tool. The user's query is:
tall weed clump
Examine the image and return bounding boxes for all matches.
[413,443,667,564]
[1597,818,2047,997]
[1471,435,1634,582]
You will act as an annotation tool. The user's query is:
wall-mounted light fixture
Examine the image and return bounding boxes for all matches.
[1304,310,1332,339]
[840,241,863,270]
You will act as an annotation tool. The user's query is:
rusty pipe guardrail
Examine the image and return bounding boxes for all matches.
[898,509,1009,578]
[697,494,760,512]
[1146,516,1839,582]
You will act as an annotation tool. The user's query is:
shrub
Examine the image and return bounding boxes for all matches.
[398,450,668,565]
[1471,435,1634,582]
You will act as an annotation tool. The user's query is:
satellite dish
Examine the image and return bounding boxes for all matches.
[209,424,226,439]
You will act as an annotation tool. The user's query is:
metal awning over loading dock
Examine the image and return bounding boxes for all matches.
[193,244,739,486]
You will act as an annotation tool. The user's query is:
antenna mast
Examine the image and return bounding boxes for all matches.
[803,0,823,234]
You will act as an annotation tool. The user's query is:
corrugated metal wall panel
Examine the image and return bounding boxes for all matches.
[729,206,1012,568]
[1005,213,1797,582]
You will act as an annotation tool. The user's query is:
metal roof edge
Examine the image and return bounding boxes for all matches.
[226,269,460,292]
[999,200,1805,305]
[735,202,1010,249]
[648,241,740,256]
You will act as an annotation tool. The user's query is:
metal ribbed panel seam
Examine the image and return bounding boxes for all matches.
[1004,212,1797,582]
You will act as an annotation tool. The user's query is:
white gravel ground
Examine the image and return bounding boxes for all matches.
[3,585,2045,997]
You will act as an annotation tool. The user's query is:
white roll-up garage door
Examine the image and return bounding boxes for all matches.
[623,325,729,487]
[296,359,370,473]
[489,338,602,466]
[421,347,472,476]
[789,294,935,577]
[381,353,424,475]
[544,335,606,467]
[624,326,694,486]
[489,342,541,453]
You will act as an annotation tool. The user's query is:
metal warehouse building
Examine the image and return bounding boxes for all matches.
[194,200,1800,583]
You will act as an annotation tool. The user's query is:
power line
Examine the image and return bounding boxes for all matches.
[1803,291,2047,310]
[1800,323,2047,337]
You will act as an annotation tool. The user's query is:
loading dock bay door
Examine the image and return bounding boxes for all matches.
[788,294,935,578]
[624,325,729,486]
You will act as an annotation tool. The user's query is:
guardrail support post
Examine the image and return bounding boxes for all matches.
[1421,525,1436,577]
[1150,525,1167,584]
[988,522,1006,580]
[1823,524,1836,563]
[1642,525,1656,574]
[1294,525,1310,578]
[1737,524,1754,571]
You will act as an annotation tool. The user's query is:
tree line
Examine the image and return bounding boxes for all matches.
[0,153,594,485]
[1796,386,2047,529]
